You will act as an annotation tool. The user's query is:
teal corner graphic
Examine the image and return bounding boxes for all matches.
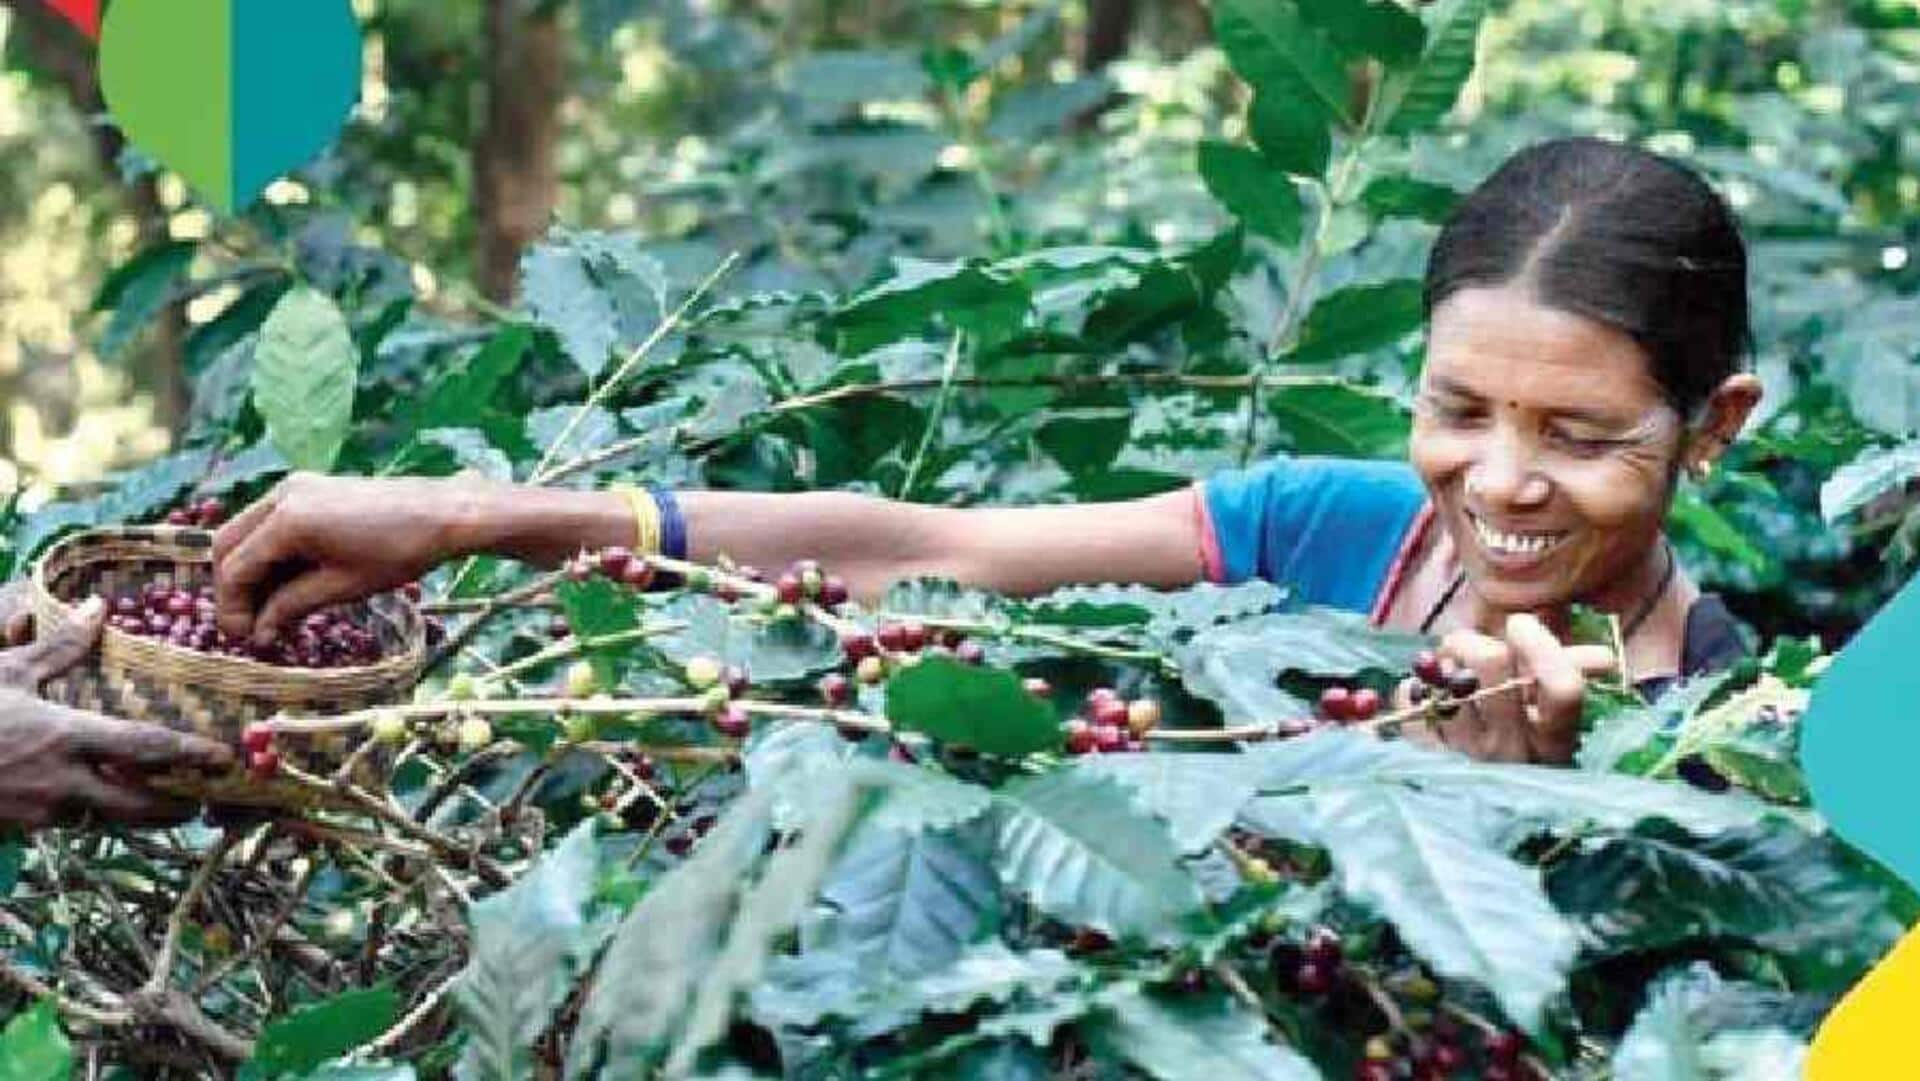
[1801,568,1920,891]
[98,0,363,214]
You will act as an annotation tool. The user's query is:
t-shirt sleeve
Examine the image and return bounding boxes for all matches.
[1195,456,1428,613]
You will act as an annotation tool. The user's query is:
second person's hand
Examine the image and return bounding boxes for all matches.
[213,473,481,645]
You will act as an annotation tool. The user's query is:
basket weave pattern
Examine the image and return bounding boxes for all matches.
[30,527,425,804]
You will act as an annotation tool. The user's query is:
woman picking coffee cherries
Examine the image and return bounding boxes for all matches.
[211,137,1760,765]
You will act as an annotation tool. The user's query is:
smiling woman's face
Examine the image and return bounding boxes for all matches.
[1410,284,1687,614]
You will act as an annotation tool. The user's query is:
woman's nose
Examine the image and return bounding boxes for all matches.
[1464,431,1550,508]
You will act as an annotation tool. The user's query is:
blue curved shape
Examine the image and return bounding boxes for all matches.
[232,0,362,211]
[1801,569,1920,891]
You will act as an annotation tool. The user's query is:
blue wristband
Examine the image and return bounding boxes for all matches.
[650,487,688,561]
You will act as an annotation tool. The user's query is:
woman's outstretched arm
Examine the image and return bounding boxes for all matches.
[213,474,1208,644]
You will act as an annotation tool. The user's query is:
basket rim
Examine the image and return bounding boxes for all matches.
[31,526,427,700]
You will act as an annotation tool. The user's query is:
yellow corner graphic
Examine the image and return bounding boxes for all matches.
[1808,920,1920,1078]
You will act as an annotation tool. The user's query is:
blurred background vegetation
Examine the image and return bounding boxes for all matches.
[4,0,1920,647]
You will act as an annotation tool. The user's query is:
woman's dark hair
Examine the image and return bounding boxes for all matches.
[1424,137,1751,419]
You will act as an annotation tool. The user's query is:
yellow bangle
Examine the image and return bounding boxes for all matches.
[612,484,662,555]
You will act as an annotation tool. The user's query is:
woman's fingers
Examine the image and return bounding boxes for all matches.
[1505,613,1588,762]
[1438,628,1517,754]
[252,565,362,646]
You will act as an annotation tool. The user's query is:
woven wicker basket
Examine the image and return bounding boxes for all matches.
[30,527,426,810]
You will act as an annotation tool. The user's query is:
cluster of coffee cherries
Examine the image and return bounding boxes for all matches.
[162,496,227,529]
[684,558,853,616]
[1350,1018,1533,1081]
[684,655,755,739]
[239,722,283,780]
[827,619,986,698]
[1061,687,1160,755]
[104,584,386,669]
[565,546,656,590]
[1405,649,1482,715]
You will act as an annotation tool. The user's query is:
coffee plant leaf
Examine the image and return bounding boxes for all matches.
[527,404,620,462]
[1301,781,1580,1030]
[0,1000,70,1081]
[1180,606,1428,681]
[1253,729,1778,840]
[453,824,610,1081]
[1249,81,1332,179]
[1546,818,1899,977]
[886,658,1061,757]
[1083,987,1320,1081]
[1265,382,1412,458]
[93,445,218,525]
[1198,141,1306,247]
[652,593,842,684]
[1298,0,1428,68]
[520,229,668,380]
[831,258,1030,355]
[294,1067,417,1081]
[860,761,996,835]
[418,429,513,481]
[880,577,1005,622]
[914,1040,1050,1081]
[1287,279,1425,364]
[249,986,400,1077]
[1212,0,1353,126]
[786,50,928,126]
[753,939,1081,1040]
[557,577,645,687]
[985,76,1116,144]
[802,818,1002,984]
[1612,963,1810,1081]
[253,287,358,473]
[1361,176,1462,224]
[1075,752,1264,853]
[93,238,194,362]
[1377,0,1488,136]
[1821,437,1920,522]
[409,324,533,436]
[991,770,1205,941]
[570,779,860,1078]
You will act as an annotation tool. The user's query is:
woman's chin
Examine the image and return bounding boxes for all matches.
[1465,568,1573,616]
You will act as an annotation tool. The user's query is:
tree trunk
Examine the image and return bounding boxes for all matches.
[1080,0,1138,71]
[473,0,566,305]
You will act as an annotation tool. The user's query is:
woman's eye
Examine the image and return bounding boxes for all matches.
[1548,428,1619,455]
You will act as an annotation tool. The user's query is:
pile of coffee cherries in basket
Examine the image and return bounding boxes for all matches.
[101,582,393,669]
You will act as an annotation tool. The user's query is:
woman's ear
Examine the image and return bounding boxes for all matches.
[1687,373,1764,473]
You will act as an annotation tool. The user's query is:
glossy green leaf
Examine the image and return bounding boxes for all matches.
[1198,141,1305,246]
[1378,0,1487,135]
[251,987,400,1076]
[1212,0,1353,125]
[886,657,1061,756]
[0,1000,70,1081]
[1249,83,1331,178]
[1288,279,1426,363]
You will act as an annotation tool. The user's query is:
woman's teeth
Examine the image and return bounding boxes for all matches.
[1469,514,1567,558]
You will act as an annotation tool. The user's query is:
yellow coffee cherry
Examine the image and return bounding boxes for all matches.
[685,656,724,690]
[370,709,409,745]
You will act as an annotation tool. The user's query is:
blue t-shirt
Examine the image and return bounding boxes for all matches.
[1198,457,1429,614]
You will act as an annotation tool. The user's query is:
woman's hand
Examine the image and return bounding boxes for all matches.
[1404,613,1617,764]
[0,596,233,827]
[213,473,481,645]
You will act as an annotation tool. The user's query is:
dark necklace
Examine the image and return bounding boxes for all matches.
[1419,541,1678,641]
